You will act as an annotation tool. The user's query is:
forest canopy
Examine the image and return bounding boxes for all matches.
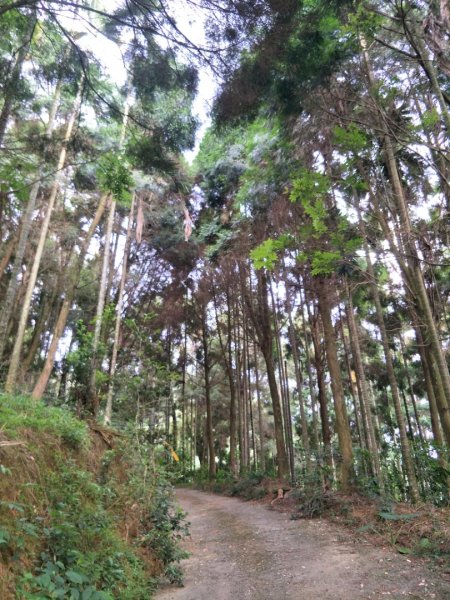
[0,0,449,514]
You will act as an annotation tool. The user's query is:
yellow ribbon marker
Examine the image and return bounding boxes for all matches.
[163,441,180,462]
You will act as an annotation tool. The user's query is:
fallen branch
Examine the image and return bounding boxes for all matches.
[0,440,26,448]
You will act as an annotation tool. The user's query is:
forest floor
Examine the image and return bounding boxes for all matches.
[155,488,450,600]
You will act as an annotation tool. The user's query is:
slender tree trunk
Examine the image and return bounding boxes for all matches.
[244,323,257,470]
[212,284,238,475]
[315,276,354,492]
[201,305,216,480]
[254,343,266,472]
[270,278,295,482]
[234,303,245,473]
[414,324,448,452]
[22,289,56,374]
[345,282,383,490]
[339,311,365,453]
[300,288,320,453]
[31,193,109,399]
[0,229,20,284]
[88,197,115,415]
[5,75,85,392]
[360,233,420,502]
[309,299,332,488]
[0,73,63,361]
[104,192,136,425]
[255,270,289,480]
[181,320,187,475]
[285,282,311,474]
[241,307,250,469]
[398,333,425,445]
[226,290,238,475]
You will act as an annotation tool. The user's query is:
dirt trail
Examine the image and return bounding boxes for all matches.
[155,489,448,600]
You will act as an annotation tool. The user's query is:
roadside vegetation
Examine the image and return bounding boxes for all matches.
[0,394,188,599]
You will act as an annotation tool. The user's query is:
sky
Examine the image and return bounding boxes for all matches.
[68,0,217,162]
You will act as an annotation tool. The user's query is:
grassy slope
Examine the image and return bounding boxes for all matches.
[0,395,186,600]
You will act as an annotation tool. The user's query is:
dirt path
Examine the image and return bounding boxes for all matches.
[155,489,448,600]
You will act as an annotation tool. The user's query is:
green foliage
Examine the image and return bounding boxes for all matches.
[378,511,419,521]
[0,153,38,204]
[142,487,189,585]
[310,250,342,275]
[16,457,155,599]
[332,124,369,153]
[420,107,441,131]
[250,239,279,270]
[0,394,89,450]
[250,235,293,270]
[290,170,330,236]
[346,3,384,41]
[97,153,133,205]
[228,472,266,500]
[0,395,189,598]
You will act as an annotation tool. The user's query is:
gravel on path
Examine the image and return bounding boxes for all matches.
[155,488,448,600]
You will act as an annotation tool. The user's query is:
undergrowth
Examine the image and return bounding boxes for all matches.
[0,394,188,599]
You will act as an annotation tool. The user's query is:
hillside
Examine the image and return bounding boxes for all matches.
[0,395,187,599]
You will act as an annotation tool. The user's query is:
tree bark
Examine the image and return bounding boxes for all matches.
[201,305,216,480]
[5,74,85,392]
[254,270,289,480]
[104,192,136,425]
[31,192,109,400]
[0,71,63,360]
[315,276,354,492]
[360,232,420,502]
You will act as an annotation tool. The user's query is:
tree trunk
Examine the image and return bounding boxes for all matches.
[104,192,136,425]
[0,72,63,360]
[31,192,109,400]
[345,282,383,491]
[0,229,20,284]
[201,305,216,480]
[360,233,420,502]
[88,196,116,415]
[254,343,266,472]
[270,278,295,482]
[254,270,289,480]
[285,281,311,474]
[315,276,354,492]
[5,74,85,392]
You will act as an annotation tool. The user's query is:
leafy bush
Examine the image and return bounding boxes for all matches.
[0,395,189,599]
[0,394,89,450]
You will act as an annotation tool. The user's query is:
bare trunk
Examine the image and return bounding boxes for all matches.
[104,192,136,425]
[345,282,383,491]
[255,270,289,480]
[31,192,109,400]
[361,234,420,502]
[286,282,311,474]
[89,197,115,414]
[5,75,85,392]
[254,343,266,472]
[315,277,354,492]
[202,306,216,480]
[0,74,63,360]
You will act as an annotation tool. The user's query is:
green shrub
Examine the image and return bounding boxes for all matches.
[0,394,89,450]
[0,395,189,599]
